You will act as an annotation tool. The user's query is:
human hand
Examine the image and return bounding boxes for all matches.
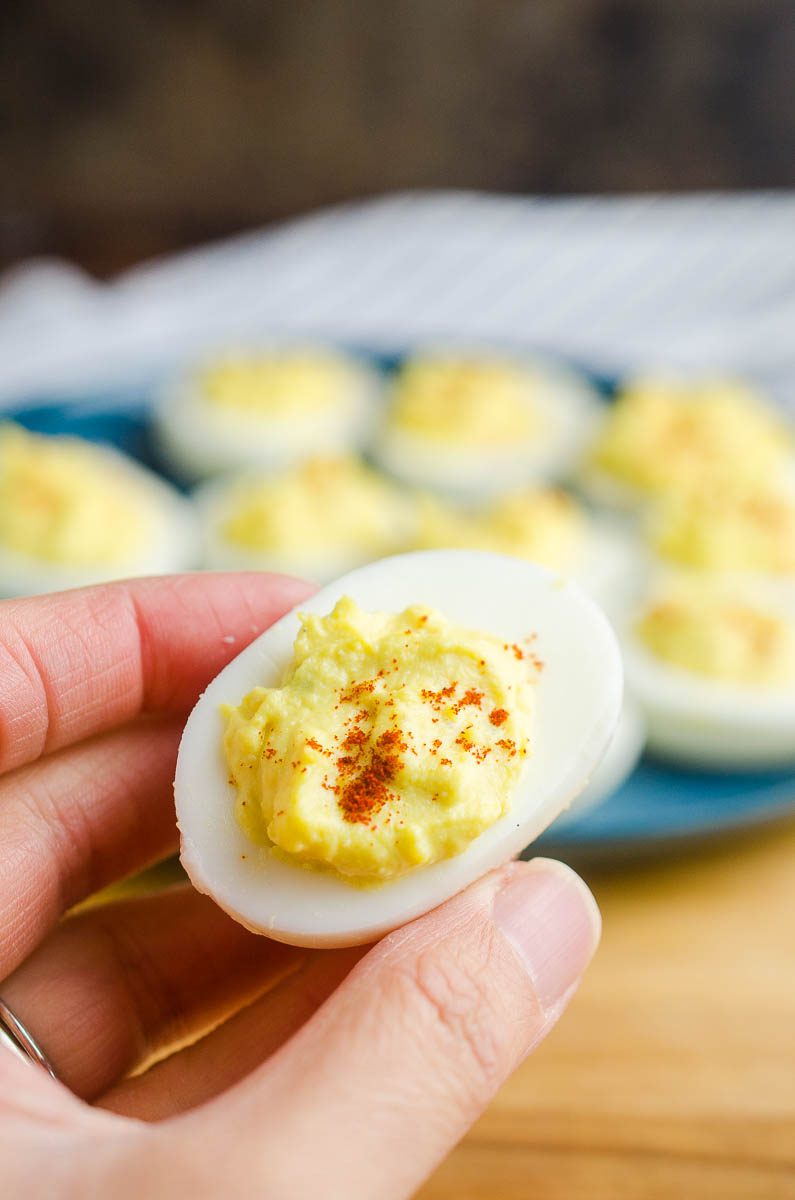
[0,574,600,1199]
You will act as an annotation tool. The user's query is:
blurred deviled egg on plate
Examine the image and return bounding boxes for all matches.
[0,422,198,597]
[154,346,382,481]
[623,573,795,769]
[646,477,795,586]
[415,485,638,613]
[371,351,600,503]
[581,376,795,514]
[197,455,416,583]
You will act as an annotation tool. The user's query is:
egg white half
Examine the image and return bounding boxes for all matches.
[579,440,795,520]
[623,608,795,770]
[371,360,602,504]
[194,472,417,585]
[0,443,199,598]
[176,550,623,947]
[153,349,383,482]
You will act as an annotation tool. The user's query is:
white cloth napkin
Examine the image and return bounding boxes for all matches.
[1,190,793,408]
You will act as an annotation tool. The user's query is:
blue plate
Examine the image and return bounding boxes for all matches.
[538,760,795,862]
[6,375,795,861]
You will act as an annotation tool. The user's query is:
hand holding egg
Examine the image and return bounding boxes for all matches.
[0,572,601,1200]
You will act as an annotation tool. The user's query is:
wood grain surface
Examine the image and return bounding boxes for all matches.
[417,818,795,1199]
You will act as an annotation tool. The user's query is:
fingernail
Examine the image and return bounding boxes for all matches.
[492,858,601,1014]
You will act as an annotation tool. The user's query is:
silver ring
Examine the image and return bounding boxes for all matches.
[0,997,58,1080]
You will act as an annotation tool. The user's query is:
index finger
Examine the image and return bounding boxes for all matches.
[0,573,312,774]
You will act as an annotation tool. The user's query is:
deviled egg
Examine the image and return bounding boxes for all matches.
[196,456,416,583]
[176,550,622,947]
[0,422,198,597]
[415,485,638,613]
[371,352,601,503]
[624,574,795,768]
[154,347,382,481]
[582,376,794,513]
[647,478,795,583]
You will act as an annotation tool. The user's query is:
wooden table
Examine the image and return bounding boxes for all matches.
[418,818,795,1199]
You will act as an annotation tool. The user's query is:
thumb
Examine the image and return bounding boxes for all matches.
[195,857,600,1200]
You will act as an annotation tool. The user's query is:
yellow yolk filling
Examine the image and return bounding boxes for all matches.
[651,484,795,575]
[417,488,585,572]
[221,457,410,557]
[390,358,541,446]
[199,352,359,417]
[223,597,538,882]
[591,378,791,497]
[637,582,795,687]
[0,424,146,566]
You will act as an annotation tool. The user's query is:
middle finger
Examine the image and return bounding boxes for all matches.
[0,885,303,1099]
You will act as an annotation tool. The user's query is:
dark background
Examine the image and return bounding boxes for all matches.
[2,0,794,276]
